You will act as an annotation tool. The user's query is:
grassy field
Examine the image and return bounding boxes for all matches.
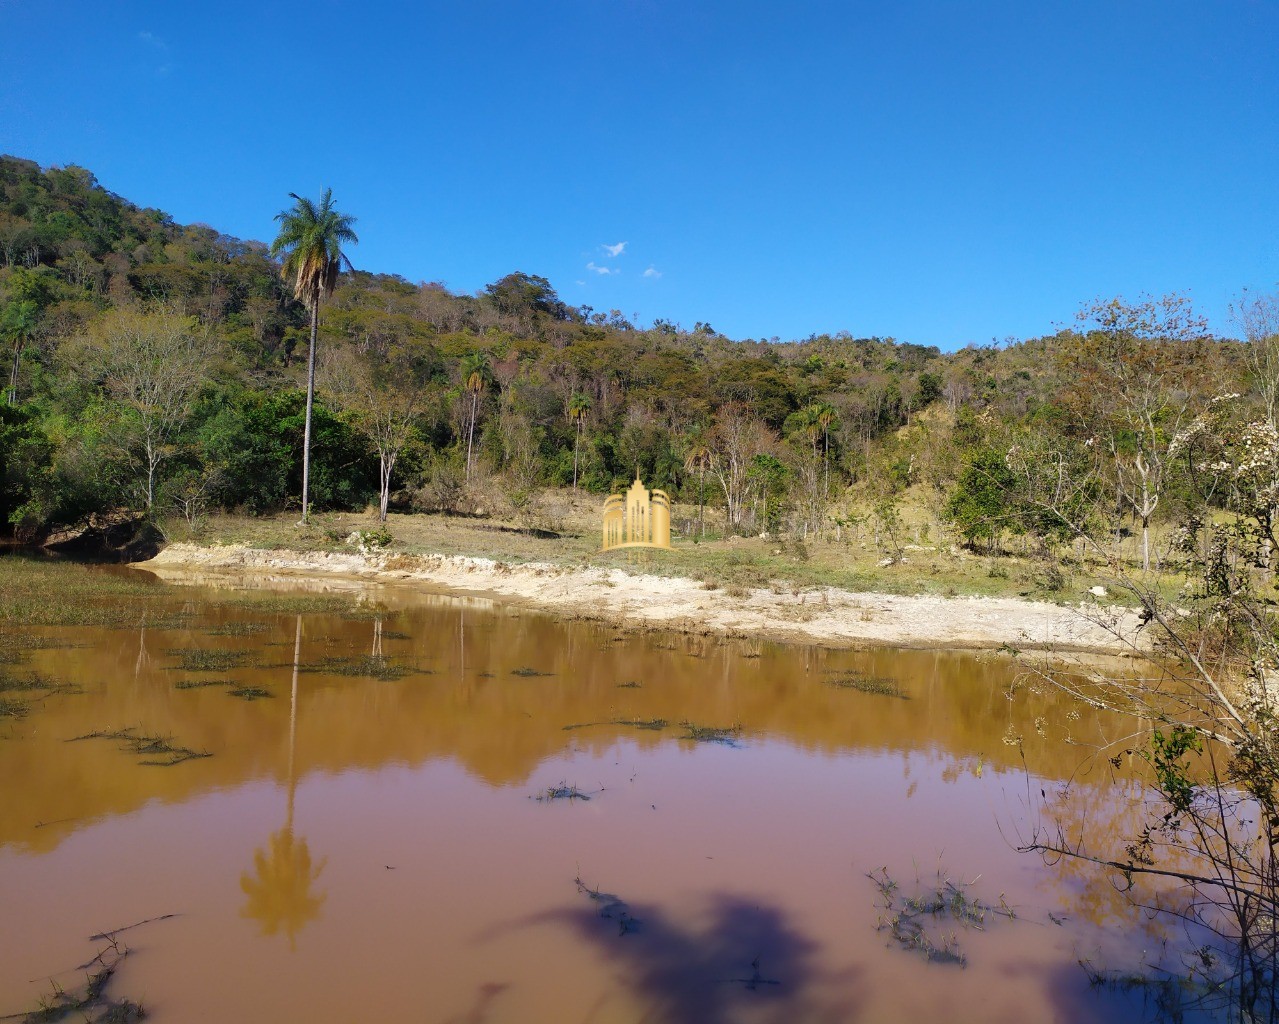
[153,486,1161,606]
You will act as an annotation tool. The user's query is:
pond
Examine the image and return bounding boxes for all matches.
[0,561,1185,1023]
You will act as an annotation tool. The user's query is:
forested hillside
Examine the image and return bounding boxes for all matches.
[0,154,1273,570]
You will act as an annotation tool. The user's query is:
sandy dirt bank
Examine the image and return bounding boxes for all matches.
[139,543,1151,657]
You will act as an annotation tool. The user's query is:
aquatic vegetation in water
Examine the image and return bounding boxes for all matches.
[868,866,1015,967]
[299,655,414,680]
[173,678,236,690]
[166,648,253,672]
[616,680,642,688]
[69,728,212,767]
[562,718,670,733]
[227,686,273,701]
[0,670,80,717]
[15,939,145,1024]
[615,717,668,731]
[0,696,29,718]
[679,722,743,745]
[533,782,595,802]
[828,672,909,699]
[205,621,270,637]
[511,666,552,677]
[574,876,640,936]
[340,607,394,622]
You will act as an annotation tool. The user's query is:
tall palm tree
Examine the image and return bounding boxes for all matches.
[568,393,591,490]
[461,352,491,483]
[813,402,838,494]
[683,441,711,538]
[270,190,358,522]
[3,299,39,407]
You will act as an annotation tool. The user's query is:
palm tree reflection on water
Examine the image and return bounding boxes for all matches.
[239,615,326,949]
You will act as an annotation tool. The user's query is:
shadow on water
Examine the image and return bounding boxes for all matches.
[481,889,859,1024]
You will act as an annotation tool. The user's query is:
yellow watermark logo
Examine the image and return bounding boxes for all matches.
[602,474,672,551]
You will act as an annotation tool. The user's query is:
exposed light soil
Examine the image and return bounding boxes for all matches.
[141,543,1150,656]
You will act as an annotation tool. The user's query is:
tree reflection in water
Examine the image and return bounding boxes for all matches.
[240,615,326,949]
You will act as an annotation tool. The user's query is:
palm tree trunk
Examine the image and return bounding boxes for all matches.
[823,429,829,494]
[8,342,19,406]
[466,390,478,482]
[698,467,705,537]
[573,420,581,489]
[301,298,319,523]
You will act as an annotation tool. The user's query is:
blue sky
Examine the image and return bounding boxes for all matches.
[2,1,1276,348]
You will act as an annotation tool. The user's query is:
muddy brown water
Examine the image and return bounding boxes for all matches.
[0,566,1185,1022]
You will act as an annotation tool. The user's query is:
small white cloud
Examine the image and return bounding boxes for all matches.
[138,31,168,49]
[643,266,662,279]
[602,241,627,258]
[586,262,615,275]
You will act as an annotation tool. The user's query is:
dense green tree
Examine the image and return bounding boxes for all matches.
[945,448,1017,550]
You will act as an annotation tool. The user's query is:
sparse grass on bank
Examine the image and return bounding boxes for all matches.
[160,490,1168,607]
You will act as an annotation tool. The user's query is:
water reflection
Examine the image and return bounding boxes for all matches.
[240,617,326,947]
[0,568,1181,1023]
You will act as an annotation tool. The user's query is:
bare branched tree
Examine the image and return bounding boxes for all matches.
[67,306,217,510]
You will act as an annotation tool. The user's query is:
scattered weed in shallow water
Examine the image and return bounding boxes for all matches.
[0,696,30,718]
[166,648,252,672]
[828,673,909,699]
[534,782,595,802]
[227,686,273,701]
[0,670,69,694]
[679,721,743,745]
[224,593,351,615]
[173,678,235,690]
[511,666,552,677]
[70,728,212,767]
[204,621,269,637]
[381,630,411,640]
[563,718,670,733]
[0,671,80,719]
[340,607,393,622]
[615,717,668,731]
[867,865,1015,967]
[300,655,413,680]
[0,632,75,653]
[574,876,639,936]
[616,680,642,689]
[16,938,145,1024]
